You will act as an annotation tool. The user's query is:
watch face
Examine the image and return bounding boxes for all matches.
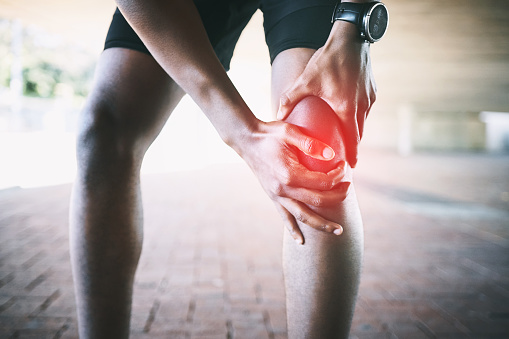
[368,4,388,41]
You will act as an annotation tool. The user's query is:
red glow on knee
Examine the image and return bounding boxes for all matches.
[284,96,346,173]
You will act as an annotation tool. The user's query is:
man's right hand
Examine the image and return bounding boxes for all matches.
[235,120,351,245]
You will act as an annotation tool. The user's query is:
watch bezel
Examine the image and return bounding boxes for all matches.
[362,2,389,43]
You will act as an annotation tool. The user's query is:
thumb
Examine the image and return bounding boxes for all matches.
[285,124,335,161]
[277,83,309,121]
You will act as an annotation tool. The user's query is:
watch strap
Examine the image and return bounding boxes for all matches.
[331,2,364,26]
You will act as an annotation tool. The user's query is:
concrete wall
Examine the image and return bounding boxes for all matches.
[363,0,509,151]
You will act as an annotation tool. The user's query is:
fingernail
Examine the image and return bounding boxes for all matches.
[333,227,343,235]
[322,147,335,160]
[295,238,303,245]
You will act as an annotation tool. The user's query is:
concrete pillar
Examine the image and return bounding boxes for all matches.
[479,111,509,152]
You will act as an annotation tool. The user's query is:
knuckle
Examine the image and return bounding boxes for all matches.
[281,123,293,137]
[322,225,333,233]
[360,98,370,111]
[319,180,333,190]
[311,195,323,207]
[303,83,314,94]
[371,79,378,95]
[278,168,292,186]
[280,93,291,107]
[293,210,306,223]
[271,181,284,196]
[302,138,315,155]
[370,91,377,104]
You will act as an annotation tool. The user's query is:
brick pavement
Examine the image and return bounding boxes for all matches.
[0,149,508,338]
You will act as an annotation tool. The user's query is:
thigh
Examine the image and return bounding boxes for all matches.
[262,1,335,64]
[271,48,315,113]
[267,2,335,110]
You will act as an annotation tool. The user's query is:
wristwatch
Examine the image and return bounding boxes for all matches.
[331,1,389,43]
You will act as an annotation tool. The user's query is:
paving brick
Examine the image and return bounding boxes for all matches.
[0,315,26,334]
[8,329,62,338]
[55,321,78,339]
[3,316,70,339]
[190,317,228,336]
[0,149,508,338]
[0,296,47,317]
[190,334,226,339]
[264,306,287,334]
[147,319,189,336]
[458,318,509,336]
[131,330,188,339]
[39,291,76,318]
[231,325,271,339]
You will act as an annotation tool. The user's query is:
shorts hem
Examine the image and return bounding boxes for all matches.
[270,42,323,64]
[104,40,151,56]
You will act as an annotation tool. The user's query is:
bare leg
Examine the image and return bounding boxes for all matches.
[69,48,184,339]
[272,49,364,338]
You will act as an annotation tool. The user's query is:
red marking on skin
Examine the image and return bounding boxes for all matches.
[284,96,346,173]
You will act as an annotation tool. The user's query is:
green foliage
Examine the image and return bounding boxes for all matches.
[23,62,60,97]
[0,18,96,99]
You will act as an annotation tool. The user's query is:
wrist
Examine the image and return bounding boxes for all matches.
[206,88,261,155]
[223,116,261,156]
[225,116,264,158]
[329,20,365,44]
[325,20,370,53]
[331,1,389,43]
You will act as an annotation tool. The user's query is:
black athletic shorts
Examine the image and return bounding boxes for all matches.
[104,0,336,71]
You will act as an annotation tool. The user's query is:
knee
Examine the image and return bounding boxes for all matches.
[284,96,346,173]
[76,100,145,176]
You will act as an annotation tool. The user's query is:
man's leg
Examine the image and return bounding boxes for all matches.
[272,49,364,338]
[69,48,184,339]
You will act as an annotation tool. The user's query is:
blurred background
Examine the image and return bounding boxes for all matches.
[0,0,508,189]
[1,1,509,338]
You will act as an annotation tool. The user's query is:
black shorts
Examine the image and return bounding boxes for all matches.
[104,0,335,71]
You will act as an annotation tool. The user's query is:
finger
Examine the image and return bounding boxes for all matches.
[277,83,310,121]
[357,115,365,141]
[357,98,373,142]
[280,160,346,191]
[283,124,335,161]
[326,160,347,182]
[279,198,343,236]
[347,143,359,169]
[338,112,360,169]
[274,203,305,245]
[281,182,351,207]
[285,160,346,191]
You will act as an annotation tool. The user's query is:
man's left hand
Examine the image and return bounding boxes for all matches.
[276,21,377,168]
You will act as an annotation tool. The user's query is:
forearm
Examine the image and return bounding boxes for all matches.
[115,0,259,147]
[116,0,351,241]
